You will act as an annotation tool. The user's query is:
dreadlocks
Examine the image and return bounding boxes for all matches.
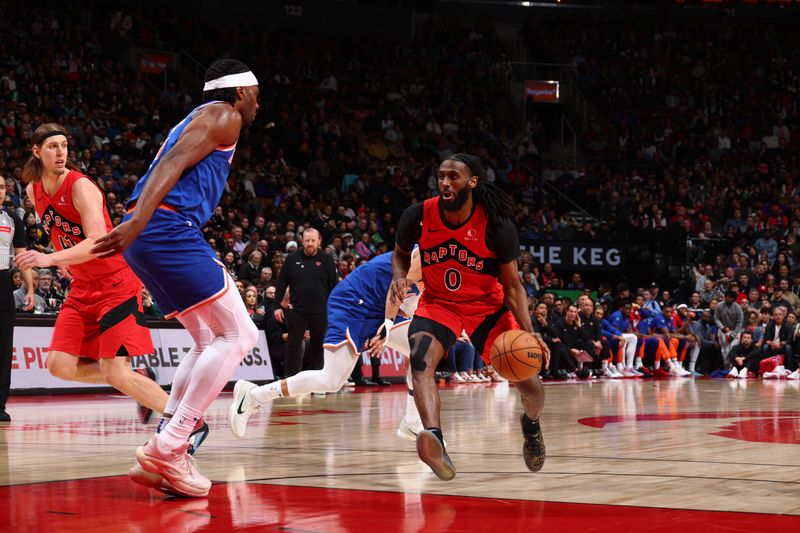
[444,153,514,226]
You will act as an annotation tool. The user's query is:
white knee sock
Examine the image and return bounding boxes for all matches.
[250,345,358,404]
[688,345,701,372]
[403,365,419,423]
[622,334,637,368]
[160,286,258,451]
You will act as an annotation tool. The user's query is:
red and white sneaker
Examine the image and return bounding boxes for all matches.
[129,459,180,496]
[653,367,671,379]
[135,434,211,497]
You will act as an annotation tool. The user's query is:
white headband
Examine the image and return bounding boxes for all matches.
[203,71,259,91]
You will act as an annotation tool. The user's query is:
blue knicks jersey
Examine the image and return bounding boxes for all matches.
[333,252,394,314]
[129,101,236,228]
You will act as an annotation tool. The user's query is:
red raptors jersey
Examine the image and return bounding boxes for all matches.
[418,196,504,305]
[33,170,127,283]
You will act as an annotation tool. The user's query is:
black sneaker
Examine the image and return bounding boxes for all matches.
[0,410,10,422]
[187,420,210,455]
[376,378,391,386]
[520,414,546,472]
[416,430,456,481]
[133,367,157,424]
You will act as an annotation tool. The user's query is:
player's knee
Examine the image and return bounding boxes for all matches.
[409,334,433,372]
[237,320,259,354]
[320,371,348,392]
[99,360,129,388]
[46,354,75,380]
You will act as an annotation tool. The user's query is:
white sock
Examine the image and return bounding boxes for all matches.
[161,403,203,450]
[688,345,700,372]
[634,356,643,370]
[404,390,420,423]
[249,381,282,405]
[602,360,609,371]
[623,334,637,367]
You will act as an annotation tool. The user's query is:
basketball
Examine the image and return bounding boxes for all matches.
[490,330,544,382]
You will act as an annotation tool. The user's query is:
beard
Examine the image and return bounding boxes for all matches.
[441,187,470,212]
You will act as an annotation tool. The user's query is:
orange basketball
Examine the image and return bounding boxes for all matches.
[489,330,544,382]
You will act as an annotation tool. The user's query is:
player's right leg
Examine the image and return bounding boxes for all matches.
[385,320,425,441]
[408,315,455,481]
[98,357,167,414]
[229,342,359,438]
[136,286,258,498]
[46,351,106,383]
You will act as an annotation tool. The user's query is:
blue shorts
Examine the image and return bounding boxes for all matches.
[323,288,383,353]
[123,209,227,319]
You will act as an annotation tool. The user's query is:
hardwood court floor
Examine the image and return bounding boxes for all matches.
[1,378,799,531]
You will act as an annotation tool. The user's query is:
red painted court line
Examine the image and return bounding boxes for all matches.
[0,476,797,532]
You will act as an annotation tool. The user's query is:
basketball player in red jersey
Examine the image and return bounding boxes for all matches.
[391,153,549,480]
[13,124,168,421]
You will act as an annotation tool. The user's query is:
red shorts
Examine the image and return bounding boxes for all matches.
[50,267,154,359]
[414,297,519,364]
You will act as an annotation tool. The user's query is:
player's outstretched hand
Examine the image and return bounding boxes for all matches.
[389,278,411,307]
[91,220,143,258]
[14,250,54,270]
[366,334,386,358]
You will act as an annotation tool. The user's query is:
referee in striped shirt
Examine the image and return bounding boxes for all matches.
[0,177,34,422]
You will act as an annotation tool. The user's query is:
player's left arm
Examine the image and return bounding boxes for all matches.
[15,178,107,269]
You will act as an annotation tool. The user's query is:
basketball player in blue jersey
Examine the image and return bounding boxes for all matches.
[92,59,260,498]
[228,250,426,441]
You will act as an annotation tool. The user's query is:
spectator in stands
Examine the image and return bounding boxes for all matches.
[755,228,778,265]
[142,287,164,319]
[260,285,286,378]
[699,279,723,309]
[726,331,762,379]
[449,332,487,383]
[238,251,263,283]
[567,273,585,290]
[714,290,743,368]
[688,310,720,375]
[521,272,537,299]
[13,268,45,314]
[35,268,63,314]
[761,306,795,377]
[552,304,587,379]
[577,295,619,378]
[255,267,274,291]
[223,251,239,281]
[244,287,264,328]
[531,303,562,379]
[771,283,798,314]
